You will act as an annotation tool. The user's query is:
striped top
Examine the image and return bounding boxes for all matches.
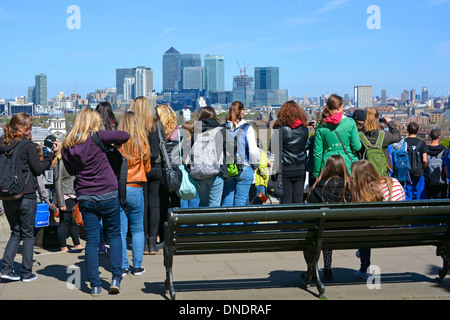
[380,178,405,202]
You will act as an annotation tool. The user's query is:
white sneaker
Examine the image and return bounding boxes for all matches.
[354,270,370,280]
[22,273,37,282]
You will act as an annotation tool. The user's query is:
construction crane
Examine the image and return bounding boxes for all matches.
[237,60,250,77]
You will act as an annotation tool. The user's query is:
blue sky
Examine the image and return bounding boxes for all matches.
[0,0,449,100]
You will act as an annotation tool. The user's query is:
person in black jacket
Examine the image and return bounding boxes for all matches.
[307,155,355,280]
[0,113,57,282]
[272,101,309,203]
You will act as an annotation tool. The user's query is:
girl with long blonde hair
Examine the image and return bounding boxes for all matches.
[358,108,401,175]
[350,160,405,280]
[61,107,130,296]
[117,111,151,276]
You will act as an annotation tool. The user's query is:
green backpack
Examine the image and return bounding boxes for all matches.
[359,131,389,176]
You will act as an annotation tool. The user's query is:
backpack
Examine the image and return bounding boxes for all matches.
[92,133,128,206]
[425,149,446,185]
[359,131,388,176]
[392,141,410,183]
[408,140,424,177]
[189,126,223,180]
[0,139,32,200]
[223,123,250,178]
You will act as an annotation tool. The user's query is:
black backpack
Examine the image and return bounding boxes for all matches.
[408,140,424,177]
[0,139,32,200]
[91,133,128,206]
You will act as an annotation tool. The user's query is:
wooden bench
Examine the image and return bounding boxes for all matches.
[163,200,450,300]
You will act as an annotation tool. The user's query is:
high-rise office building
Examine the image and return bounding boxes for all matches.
[181,54,201,90]
[163,47,182,92]
[35,73,47,107]
[135,66,153,98]
[116,67,153,100]
[354,86,373,108]
[116,68,136,98]
[204,54,225,93]
[232,74,254,106]
[422,87,429,104]
[254,67,279,90]
[381,90,387,106]
[410,89,416,102]
[28,86,35,104]
[182,67,204,90]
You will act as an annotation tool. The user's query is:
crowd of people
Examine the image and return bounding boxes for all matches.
[1,94,449,296]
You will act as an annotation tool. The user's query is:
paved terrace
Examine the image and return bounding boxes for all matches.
[0,210,449,301]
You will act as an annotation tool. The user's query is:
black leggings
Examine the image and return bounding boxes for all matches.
[143,163,162,241]
[57,198,81,247]
[281,166,306,204]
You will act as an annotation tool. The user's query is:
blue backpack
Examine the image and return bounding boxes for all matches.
[391,141,410,183]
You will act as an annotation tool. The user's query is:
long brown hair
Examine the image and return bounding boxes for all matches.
[129,97,155,135]
[320,94,344,126]
[308,155,355,202]
[350,160,393,201]
[2,112,33,146]
[274,100,308,128]
[226,101,244,128]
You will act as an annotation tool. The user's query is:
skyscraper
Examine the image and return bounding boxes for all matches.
[232,74,254,106]
[354,86,373,108]
[34,73,47,107]
[381,90,387,106]
[255,67,279,90]
[181,54,201,90]
[163,47,182,92]
[135,66,153,98]
[204,54,225,93]
[116,68,136,98]
[182,67,204,90]
[422,87,429,104]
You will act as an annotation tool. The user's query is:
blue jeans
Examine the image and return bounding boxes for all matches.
[2,197,37,277]
[180,194,200,208]
[222,166,254,207]
[78,195,122,288]
[254,185,266,205]
[120,186,145,269]
[405,175,427,200]
[195,175,224,207]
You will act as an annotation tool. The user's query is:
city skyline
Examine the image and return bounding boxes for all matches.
[0,1,449,100]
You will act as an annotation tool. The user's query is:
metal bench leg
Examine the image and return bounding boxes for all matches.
[163,221,176,300]
[303,249,325,297]
[436,241,450,282]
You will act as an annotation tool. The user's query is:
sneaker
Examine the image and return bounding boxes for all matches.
[109,279,120,294]
[22,273,37,283]
[355,250,360,258]
[91,286,102,296]
[354,269,371,280]
[98,242,107,254]
[1,271,20,281]
[122,268,130,277]
[132,267,145,276]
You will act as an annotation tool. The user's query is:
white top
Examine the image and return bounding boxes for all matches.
[226,119,259,167]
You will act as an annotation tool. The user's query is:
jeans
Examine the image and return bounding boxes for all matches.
[254,185,266,205]
[405,175,427,200]
[222,166,254,207]
[78,195,122,288]
[2,197,37,277]
[120,186,145,269]
[180,194,200,208]
[195,174,224,207]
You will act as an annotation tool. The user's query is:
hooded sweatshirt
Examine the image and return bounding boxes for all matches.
[0,137,55,198]
[308,177,353,203]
